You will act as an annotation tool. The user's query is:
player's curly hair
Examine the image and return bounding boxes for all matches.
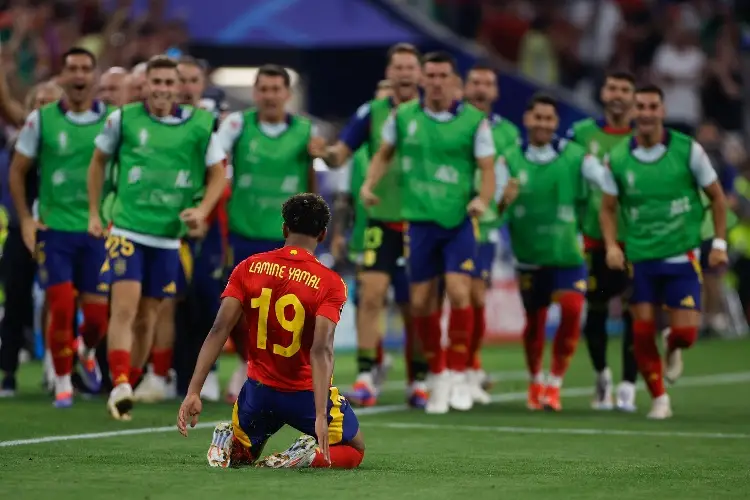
[282,193,331,238]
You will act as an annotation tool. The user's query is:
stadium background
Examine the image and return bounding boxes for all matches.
[0,0,748,359]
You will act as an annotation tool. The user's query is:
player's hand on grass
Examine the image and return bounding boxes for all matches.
[708,248,729,269]
[308,136,327,159]
[21,218,45,254]
[88,214,104,239]
[467,196,487,217]
[360,183,380,206]
[605,245,625,270]
[315,415,331,466]
[180,208,206,230]
[177,393,202,437]
[502,178,520,205]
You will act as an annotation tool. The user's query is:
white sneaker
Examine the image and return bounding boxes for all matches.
[647,394,672,420]
[664,348,683,385]
[448,370,473,411]
[43,350,55,393]
[133,373,168,403]
[425,371,451,414]
[591,368,614,410]
[201,370,221,402]
[107,383,134,421]
[466,369,491,405]
[372,352,393,394]
[257,435,318,468]
[615,381,637,412]
[207,422,234,468]
[226,362,247,404]
[165,369,177,400]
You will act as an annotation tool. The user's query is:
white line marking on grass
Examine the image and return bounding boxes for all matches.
[365,422,750,440]
[1,371,747,448]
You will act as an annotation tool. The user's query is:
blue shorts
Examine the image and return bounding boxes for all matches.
[630,253,702,310]
[37,229,109,295]
[472,241,495,282]
[229,233,284,267]
[177,221,226,302]
[517,265,588,310]
[406,218,477,283]
[232,379,360,451]
[353,262,409,307]
[105,233,180,299]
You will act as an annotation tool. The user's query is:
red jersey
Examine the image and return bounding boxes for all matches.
[221,245,348,391]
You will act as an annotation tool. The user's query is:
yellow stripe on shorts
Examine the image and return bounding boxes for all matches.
[179,241,194,283]
[328,386,345,445]
[231,401,252,449]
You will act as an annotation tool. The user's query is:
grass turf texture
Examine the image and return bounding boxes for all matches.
[1,339,749,500]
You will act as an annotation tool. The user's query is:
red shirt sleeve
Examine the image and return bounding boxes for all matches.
[221,260,247,303]
[315,275,348,324]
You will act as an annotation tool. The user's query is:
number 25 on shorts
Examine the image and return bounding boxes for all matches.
[105,234,135,259]
[251,288,304,357]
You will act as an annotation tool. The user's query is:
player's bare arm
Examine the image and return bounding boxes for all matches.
[360,142,395,206]
[600,193,624,270]
[310,314,337,463]
[307,161,318,194]
[86,148,111,237]
[703,180,729,267]
[181,161,227,228]
[178,296,243,437]
[471,155,496,216]
[9,151,44,253]
[0,67,26,127]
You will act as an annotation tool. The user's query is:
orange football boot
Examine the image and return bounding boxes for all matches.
[527,382,544,410]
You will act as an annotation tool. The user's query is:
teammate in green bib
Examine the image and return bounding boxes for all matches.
[87,55,227,421]
[9,47,113,408]
[361,52,497,415]
[462,64,520,403]
[496,93,608,412]
[567,71,637,412]
[326,47,428,409]
[600,84,729,420]
[216,65,318,266]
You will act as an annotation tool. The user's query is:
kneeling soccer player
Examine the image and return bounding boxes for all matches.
[177,193,365,469]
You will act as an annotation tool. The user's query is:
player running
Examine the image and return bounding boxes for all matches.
[600,84,728,419]
[462,64,520,403]
[178,193,365,469]
[9,48,112,407]
[567,71,637,411]
[87,55,227,421]
[325,43,426,408]
[497,93,608,411]
[361,51,497,414]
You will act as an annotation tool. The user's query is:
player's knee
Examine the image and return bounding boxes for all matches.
[111,306,138,329]
[668,326,698,349]
[46,282,75,321]
[81,302,109,330]
[558,292,584,317]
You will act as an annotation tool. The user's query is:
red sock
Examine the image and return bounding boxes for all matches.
[632,320,665,398]
[469,306,485,370]
[311,445,365,469]
[403,316,415,383]
[551,292,585,378]
[414,312,444,374]
[79,302,109,350]
[152,348,173,377]
[375,340,384,365]
[129,366,143,387]
[523,307,548,379]
[47,282,76,376]
[668,326,698,351]
[108,349,131,387]
[446,306,474,371]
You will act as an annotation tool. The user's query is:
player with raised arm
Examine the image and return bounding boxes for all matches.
[361,51,497,414]
[325,44,427,408]
[599,84,728,419]
[178,193,365,470]
[9,48,113,407]
[87,55,227,421]
[462,64,520,402]
[567,71,637,411]
[497,93,608,411]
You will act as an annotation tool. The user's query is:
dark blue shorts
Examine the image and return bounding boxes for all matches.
[177,221,226,303]
[37,229,109,295]
[405,218,477,283]
[630,253,702,310]
[472,241,495,282]
[229,233,284,267]
[517,265,588,310]
[105,233,180,299]
[231,379,360,451]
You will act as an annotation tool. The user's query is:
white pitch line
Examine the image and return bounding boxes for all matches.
[365,422,750,440]
[1,371,748,448]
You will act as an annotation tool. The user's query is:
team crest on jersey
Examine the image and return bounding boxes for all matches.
[139,129,149,146]
[589,140,599,155]
[58,132,68,152]
[626,171,635,188]
[518,170,528,186]
[52,170,65,185]
[408,120,418,136]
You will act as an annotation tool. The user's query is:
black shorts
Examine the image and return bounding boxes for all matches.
[585,247,630,303]
[362,220,405,275]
